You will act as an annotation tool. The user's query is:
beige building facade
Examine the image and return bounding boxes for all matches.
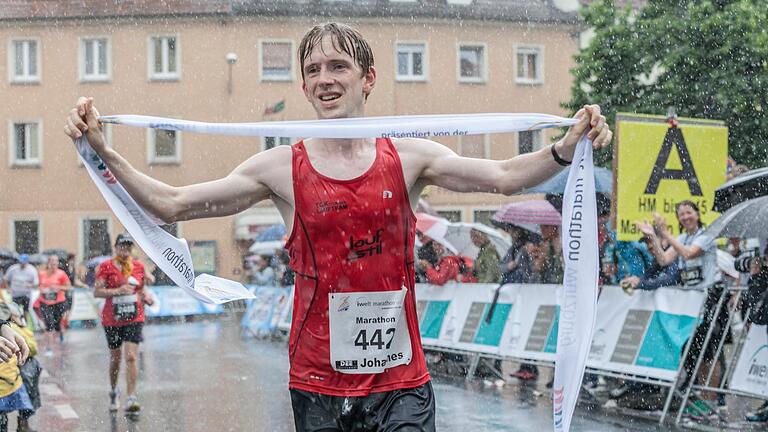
[0,1,580,280]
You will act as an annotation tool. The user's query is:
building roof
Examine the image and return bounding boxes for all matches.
[0,0,232,20]
[0,0,579,24]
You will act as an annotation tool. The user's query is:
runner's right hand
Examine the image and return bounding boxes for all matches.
[64,97,106,150]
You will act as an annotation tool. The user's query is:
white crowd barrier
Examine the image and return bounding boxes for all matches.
[240,282,719,383]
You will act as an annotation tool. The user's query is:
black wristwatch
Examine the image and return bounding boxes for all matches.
[0,320,10,329]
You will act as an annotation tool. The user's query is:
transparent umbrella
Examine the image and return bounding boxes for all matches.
[704,195,768,239]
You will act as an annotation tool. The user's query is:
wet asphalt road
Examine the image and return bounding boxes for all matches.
[23,315,675,431]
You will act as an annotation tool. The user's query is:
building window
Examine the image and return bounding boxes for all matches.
[13,220,40,254]
[436,210,462,223]
[82,218,111,258]
[260,40,293,81]
[518,130,543,154]
[9,39,40,83]
[459,134,489,159]
[10,121,41,166]
[261,136,293,152]
[148,129,181,164]
[516,46,543,84]
[458,44,486,83]
[473,210,496,227]
[80,37,110,82]
[149,36,179,80]
[396,43,427,81]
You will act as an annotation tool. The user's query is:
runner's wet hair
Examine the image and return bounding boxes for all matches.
[298,23,375,81]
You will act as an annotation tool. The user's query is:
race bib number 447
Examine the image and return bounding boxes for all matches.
[329,288,412,374]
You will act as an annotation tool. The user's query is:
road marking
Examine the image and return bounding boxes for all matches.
[54,404,79,419]
[41,383,64,396]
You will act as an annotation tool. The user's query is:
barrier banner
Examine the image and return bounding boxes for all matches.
[730,324,768,398]
[241,286,292,335]
[68,288,100,323]
[586,285,705,381]
[144,286,224,317]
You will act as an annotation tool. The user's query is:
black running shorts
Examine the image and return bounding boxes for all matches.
[290,381,435,432]
[103,323,144,350]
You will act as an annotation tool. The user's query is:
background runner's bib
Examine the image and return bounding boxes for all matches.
[329,288,412,374]
[112,294,138,321]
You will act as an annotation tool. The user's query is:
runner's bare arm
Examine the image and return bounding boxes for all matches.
[403,105,612,195]
[65,97,284,223]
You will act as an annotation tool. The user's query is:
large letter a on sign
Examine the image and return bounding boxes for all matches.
[644,128,703,196]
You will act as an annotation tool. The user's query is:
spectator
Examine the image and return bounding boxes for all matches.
[8,302,39,432]
[743,246,768,422]
[470,229,501,284]
[0,303,33,432]
[638,201,728,420]
[499,226,535,284]
[419,242,460,286]
[539,225,563,284]
[2,256,38,320]
[250,255,276,286]
[620,236,680,292]
[275,250,294,287]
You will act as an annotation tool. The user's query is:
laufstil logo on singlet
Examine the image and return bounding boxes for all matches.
[347,229,384,262]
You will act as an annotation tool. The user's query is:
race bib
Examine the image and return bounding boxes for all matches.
[682,258,704,286]
[42,291,58,302]
[328,287,412,374]
[112,294,138,321]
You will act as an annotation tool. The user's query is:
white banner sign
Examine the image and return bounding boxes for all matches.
[731,324,768,398]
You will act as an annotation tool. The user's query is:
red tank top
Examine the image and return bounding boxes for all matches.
[286,138,429,397]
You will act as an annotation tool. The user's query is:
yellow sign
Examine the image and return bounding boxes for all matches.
[615,114,728,241]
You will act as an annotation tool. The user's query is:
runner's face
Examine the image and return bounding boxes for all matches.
[302,36,376,119]
[676,204,699,232]
[115,243,132,258]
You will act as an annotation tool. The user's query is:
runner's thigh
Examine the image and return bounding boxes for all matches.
[290,389,342,432]
[371,382,435,432]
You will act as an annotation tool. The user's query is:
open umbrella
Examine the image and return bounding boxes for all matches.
[0,248,17,260]
[491,200,561,226]
[703,195,768,239]
[524,166,613,194]
[42,248,69,259]
[248,224,287,254]
[713,167,768,212]
[443,222,510,260]
[415,213,457,253]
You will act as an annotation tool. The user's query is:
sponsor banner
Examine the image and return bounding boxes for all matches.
[615,114,728,241]
[277,287,294,332]
[586,285,705,381]
[144,285,224,317]
[730,325,768,398]
[241,286,292,335]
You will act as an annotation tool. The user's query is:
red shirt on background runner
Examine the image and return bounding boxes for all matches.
[37,269,70,305]
[286,138,430,397]
[97,259,146,327]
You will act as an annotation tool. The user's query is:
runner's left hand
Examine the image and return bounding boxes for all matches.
[559,105,613,156]
[0,325,28,365]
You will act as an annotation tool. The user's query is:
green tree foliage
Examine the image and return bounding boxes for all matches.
[565,0,768,167]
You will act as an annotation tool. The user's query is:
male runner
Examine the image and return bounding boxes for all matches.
[65,22,611,431]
